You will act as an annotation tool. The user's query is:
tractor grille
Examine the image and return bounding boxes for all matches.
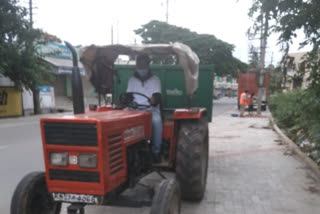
[44,122,98,146]
[108,134,124,175]
[49,169,100,183]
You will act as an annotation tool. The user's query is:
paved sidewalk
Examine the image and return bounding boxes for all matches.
[200,108,320,214]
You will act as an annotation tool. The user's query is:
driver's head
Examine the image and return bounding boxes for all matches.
[136,54,150,77]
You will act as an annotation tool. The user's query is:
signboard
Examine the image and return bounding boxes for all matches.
[38,42,73,60]
[37,86,55,109]
[0,87,22,117]
[58,67,85,76]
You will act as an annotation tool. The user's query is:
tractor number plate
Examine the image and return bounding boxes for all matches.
[52,192,99,204]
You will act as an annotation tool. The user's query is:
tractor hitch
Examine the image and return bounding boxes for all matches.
[67,203,86,214]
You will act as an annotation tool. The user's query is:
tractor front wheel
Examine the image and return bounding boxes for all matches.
[176,117,209,201]
[150,178,181,214]
[11,171,61,214]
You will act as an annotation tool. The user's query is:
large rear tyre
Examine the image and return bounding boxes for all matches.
[176,117,209,201]
[11,172,61,214]
[150,178,181,214]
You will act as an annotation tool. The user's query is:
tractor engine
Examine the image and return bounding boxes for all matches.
[40,110,152,204]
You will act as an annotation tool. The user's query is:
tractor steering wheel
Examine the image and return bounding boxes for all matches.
[118,92,151,109]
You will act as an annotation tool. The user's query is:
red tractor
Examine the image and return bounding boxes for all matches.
[10,42,213,214]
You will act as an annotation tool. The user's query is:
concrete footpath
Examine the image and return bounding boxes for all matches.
[202,100,320,214]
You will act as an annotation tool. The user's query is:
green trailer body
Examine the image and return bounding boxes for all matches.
[112,64,214,121]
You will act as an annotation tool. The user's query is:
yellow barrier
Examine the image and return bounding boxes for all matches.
[0,87,22,117]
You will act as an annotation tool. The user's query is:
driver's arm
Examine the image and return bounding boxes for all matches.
[149,93,161,106]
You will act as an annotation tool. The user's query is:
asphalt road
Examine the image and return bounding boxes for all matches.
[212,97,237,117]
[0,98,237,214]
[0,118,45,213]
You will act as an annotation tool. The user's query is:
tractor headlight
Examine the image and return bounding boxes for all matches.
[50,152,68,166]
[78,154,97,168]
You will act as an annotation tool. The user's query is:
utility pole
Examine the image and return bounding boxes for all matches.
[116,20,119,44]
[29,0,41,114]
[257,11,268,115]
[29,0,33,28]
[166,0,169,23]
[111,25,114,45]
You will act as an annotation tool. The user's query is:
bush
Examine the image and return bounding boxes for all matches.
[269,89,320,162]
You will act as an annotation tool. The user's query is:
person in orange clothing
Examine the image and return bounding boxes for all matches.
[239,90,249,117]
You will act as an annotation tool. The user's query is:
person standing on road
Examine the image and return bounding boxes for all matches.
[239,90,249,117]
[248,92,255,116]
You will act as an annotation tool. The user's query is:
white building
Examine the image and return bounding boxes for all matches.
[283,52,310,90]
[214,75,238,98]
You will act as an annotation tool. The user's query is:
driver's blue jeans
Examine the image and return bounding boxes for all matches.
[151,110,162,155]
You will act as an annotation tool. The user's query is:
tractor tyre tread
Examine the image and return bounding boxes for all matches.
[150,179,181,214]
[10,171,61,214]
[176,117,209,201]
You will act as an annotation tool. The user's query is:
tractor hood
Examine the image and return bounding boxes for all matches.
[80,43,200,96]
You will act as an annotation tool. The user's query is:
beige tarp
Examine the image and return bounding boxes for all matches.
[80,43,200,96]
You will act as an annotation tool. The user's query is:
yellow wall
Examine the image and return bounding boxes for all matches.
[0,87,22,117]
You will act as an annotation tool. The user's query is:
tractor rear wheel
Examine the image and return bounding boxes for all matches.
[176,117,209,201]
[11,171,61,214]
[150,178,181,214]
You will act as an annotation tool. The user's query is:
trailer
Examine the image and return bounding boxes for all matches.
[237,70,270,111]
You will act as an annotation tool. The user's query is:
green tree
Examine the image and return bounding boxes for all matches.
[0,0,52,114]
[249,0,320,90]
[252,0,320,154]
[135,20,247,77]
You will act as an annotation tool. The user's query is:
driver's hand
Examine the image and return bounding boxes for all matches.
[149,96,156,105]
[119,93,134,106]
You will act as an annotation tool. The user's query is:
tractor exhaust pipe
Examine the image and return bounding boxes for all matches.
[65,41,85,114]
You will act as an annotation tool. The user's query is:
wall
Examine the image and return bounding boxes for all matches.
[22,89,34,115]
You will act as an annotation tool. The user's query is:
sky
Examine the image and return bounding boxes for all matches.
[20,0,309,66]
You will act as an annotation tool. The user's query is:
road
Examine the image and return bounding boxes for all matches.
[212,97,237,117]
[2,97,320,214]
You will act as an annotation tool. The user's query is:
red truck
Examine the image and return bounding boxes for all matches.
[237,70,270,111]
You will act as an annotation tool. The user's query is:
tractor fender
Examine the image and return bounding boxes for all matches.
[173,108,207,120]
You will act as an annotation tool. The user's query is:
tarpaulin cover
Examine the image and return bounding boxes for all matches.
[80,43,200,96]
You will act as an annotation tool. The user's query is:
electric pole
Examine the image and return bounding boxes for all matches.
[28,0,41,114]
[29,0,33,28]
[111,25,114,44]
[166,0,169,23]
[257,11,268,115]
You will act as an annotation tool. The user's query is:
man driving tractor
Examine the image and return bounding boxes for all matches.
[126,54,162,163]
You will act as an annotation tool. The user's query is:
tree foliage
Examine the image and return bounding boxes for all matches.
[135,20,247,77]
[0,0,52,90]
[249,0,320,89]
[252,0,320,161]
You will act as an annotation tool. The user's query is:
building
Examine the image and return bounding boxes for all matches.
[283,52,310,90]
[40,42,98,111]
[214,75,238,99]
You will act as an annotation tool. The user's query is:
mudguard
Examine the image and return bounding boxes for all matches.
[173,108,207,120]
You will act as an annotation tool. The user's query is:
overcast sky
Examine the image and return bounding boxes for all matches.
[20,0,308,65]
